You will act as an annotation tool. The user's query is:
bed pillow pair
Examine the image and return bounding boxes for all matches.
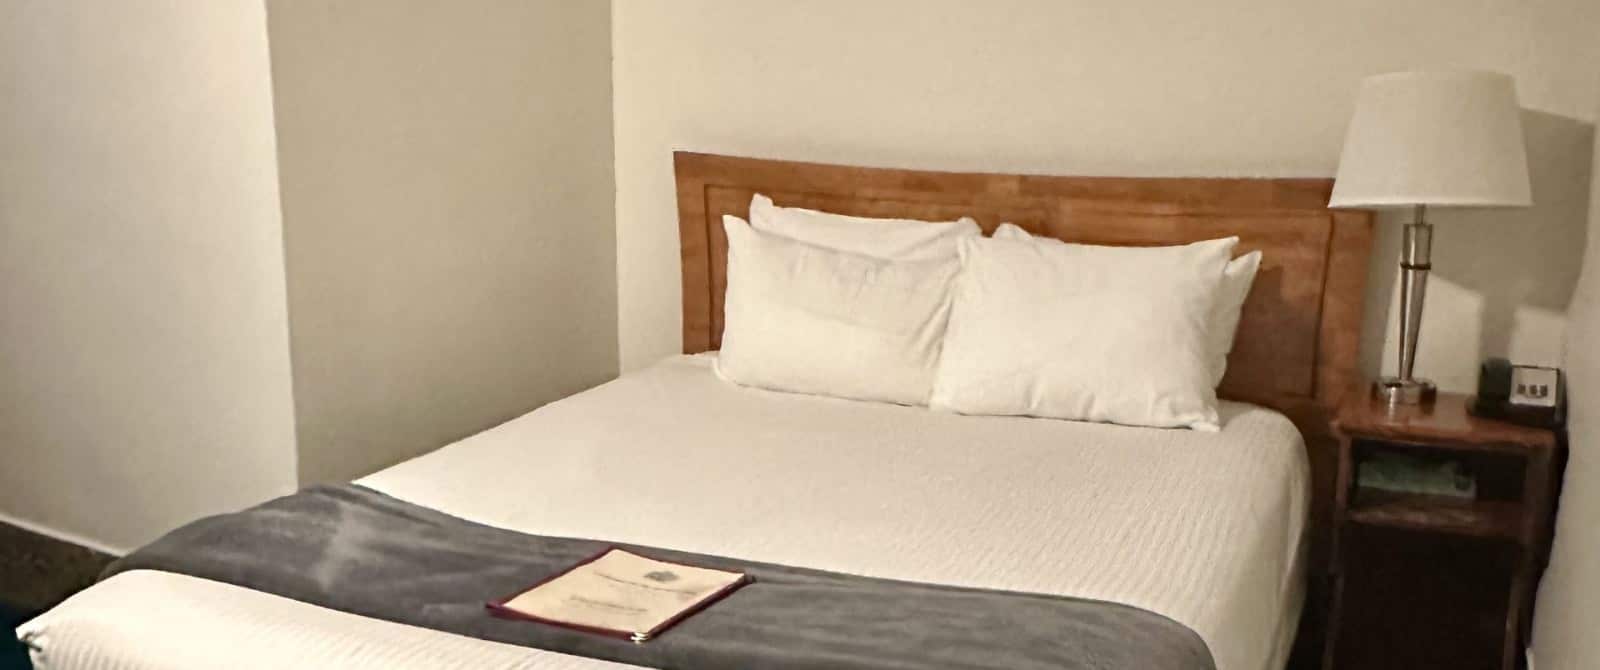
[718,196,1259,430]
[931,226,1252,431]
[715,197,979,405]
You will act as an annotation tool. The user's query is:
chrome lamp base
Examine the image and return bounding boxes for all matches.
[1375,206,1438,406]
[1372,376,1437,405]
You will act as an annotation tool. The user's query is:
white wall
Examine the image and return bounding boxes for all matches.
[613,0,1600,384]
[265,0,618,484]
[0,1,298,552]
[1531,74,1600,670]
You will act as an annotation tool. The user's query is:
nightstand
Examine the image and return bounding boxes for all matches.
[1322,390,1562,670]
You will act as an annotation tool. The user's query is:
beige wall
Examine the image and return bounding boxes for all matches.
[613,0,1600,387]
[0,1,298,552]
[1531,74,1600,670]
[266,0,618,484]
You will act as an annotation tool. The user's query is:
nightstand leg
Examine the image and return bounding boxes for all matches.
[1330,437,1356,575]
[1503,565,1528,670]
[1503,448,1556,670]
[1324,436,1356,670]
[1321,571,1347,670]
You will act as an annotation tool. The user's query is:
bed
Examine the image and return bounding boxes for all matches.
[19,153,1373,670]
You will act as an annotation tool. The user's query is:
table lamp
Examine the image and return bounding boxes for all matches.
[1330,70,1532,405]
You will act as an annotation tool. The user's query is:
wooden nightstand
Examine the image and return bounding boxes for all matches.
[1322,390,1562,670]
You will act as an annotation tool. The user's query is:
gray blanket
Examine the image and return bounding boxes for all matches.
[106,484,1215,670]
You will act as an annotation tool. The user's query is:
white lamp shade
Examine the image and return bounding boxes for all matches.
[1329,71,1531,209]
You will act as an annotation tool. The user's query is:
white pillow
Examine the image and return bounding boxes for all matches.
[931,233,1236,430]
[1208,249,1262,385]
[749,194,981,260]
[717,215,959,406]
[993,224,1260,386]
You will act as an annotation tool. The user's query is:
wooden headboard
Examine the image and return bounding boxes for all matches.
[674,151,1374,572]
[676,151,1372,415]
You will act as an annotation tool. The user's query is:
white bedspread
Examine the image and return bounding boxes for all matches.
[22,354,1309,670]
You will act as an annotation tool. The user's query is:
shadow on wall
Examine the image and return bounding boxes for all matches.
[1358,110,1594,389]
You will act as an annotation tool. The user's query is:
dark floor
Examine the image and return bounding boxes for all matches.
[0,522,114,619]
[2,522,113,670]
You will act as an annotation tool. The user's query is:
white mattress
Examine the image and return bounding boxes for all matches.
[22,354,1309,670]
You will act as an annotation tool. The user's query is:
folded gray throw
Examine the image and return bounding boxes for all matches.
[106,484,1215,670]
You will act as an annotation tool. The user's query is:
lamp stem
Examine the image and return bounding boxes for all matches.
[1377,204,1438,404]
[1397,205,1432,380]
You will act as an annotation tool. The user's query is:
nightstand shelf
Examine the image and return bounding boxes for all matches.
[1323,389,1563,670]
[1347,488,1521,540]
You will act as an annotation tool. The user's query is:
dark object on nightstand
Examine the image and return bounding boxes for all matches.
[1470,358,1566,429]
[1323,389,1562,670]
